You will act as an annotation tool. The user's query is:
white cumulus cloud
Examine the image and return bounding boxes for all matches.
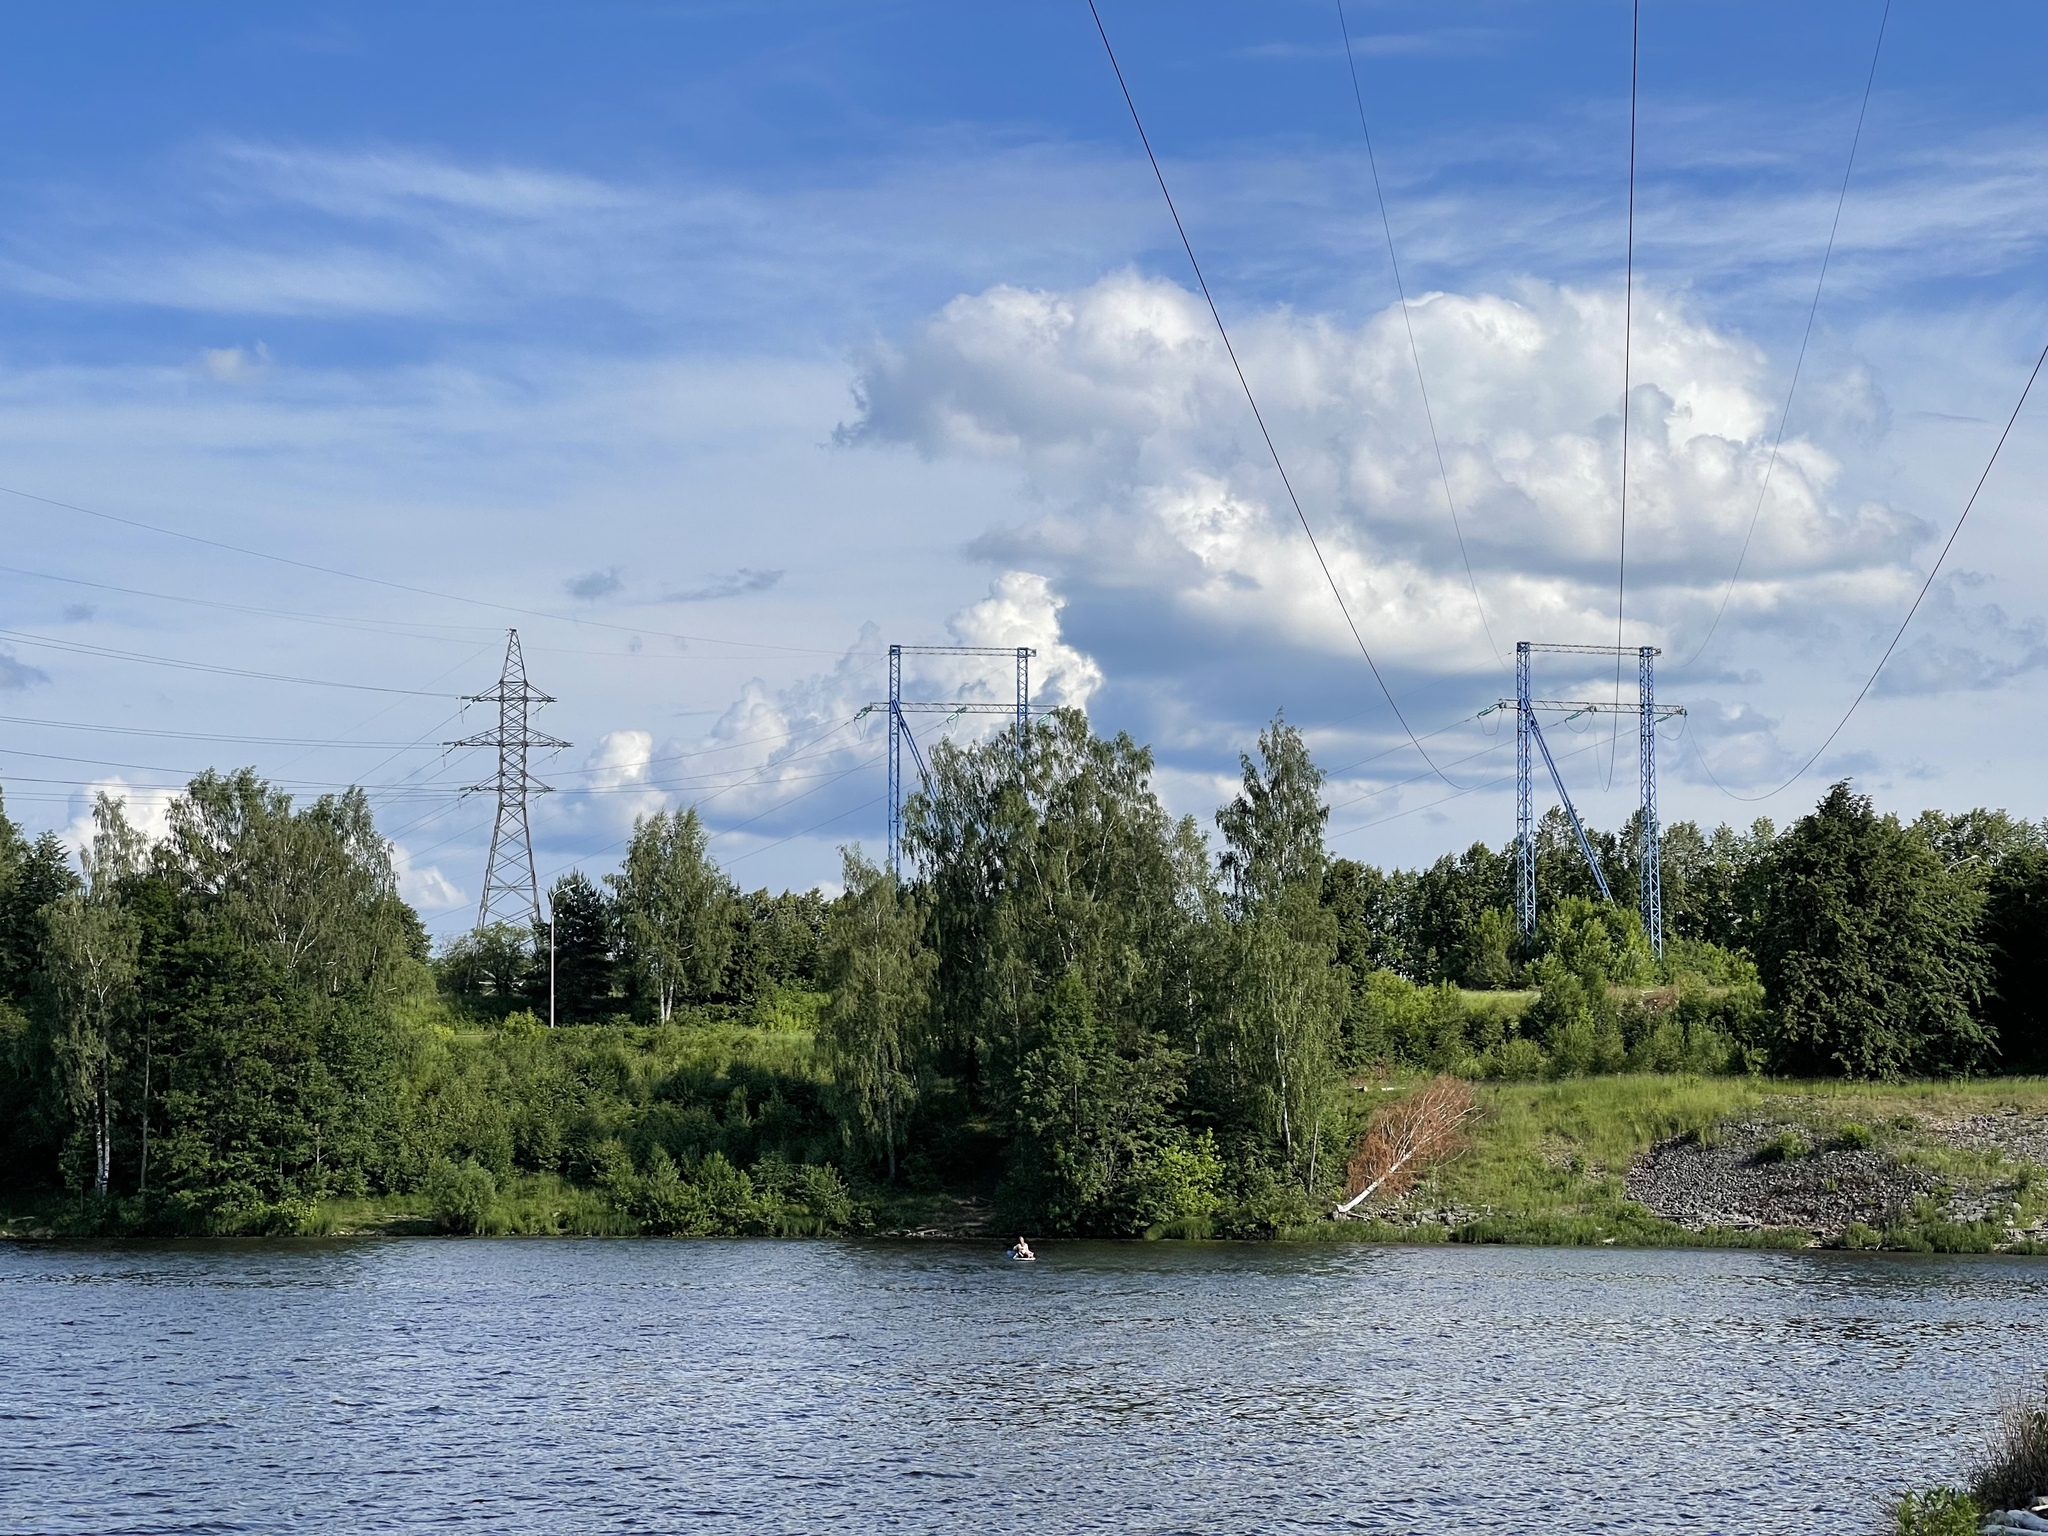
[392,842,466,913]
[846,271,1927,682]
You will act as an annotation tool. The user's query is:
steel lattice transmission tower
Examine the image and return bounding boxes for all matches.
[451,629,569,931]
[859,643,1034,881]
[1497,641,1684,956]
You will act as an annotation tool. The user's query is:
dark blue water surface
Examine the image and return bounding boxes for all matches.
[1,1239,2041,1534]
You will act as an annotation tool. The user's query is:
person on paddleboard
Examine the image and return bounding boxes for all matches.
[1009,1237,1035,1261]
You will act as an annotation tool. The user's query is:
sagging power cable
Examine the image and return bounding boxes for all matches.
[0,482,853,659]
[0,626,462,697]
[1695,327,2048,802]
[1086,0,1455,788]
[1678,0,1892,672]
[1607,0,1642,791]
[1335,0,1504,671]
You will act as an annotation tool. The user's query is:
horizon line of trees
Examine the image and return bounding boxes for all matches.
[0,711,2042,1235]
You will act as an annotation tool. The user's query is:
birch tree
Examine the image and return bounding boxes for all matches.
[43,892,138,1200]
[161,771,411,996]
[608,808,736,1022]
[819,848,932,1181]
[1215,712,1346,1195]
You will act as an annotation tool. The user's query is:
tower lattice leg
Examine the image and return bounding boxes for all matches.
[1515,641,1535,939]
[1638,646,1663,957]
[887,645,903,882]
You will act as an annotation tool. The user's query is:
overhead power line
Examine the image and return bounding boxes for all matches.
[725,793,888,869]
[1678,0,1892,672]
[1608,0,1643,791]
[0,713,442,748]
[0,482,858,659]
[1085,0,1454,787]
[1329,720,1611,842]
[0,560,832,666]
[0,743,449,780]
[534,715,873,887]
[1694,326,2048,803]
[0,770,462,799]
[0,562,501,645]
[1324,732,1513,816]
[1335,0,1504,671]
[0,627,463,697]
[1321,706,1488,780]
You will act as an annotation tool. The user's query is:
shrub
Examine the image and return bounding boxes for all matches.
[1660,936,1756,989]
[1486,1037,1549,1081]
[1536,896,1654,989]
[794,1162,855,1228]
[586,1136,637,1201]
[633,1146,696,1233]
[1462,907,1519,989]
[1834,1121,1875,1151]
[1890,1487,1980,1536]
[425,1157,498,1234]
[1522,956,1625,1077]
[720,1151,854,1235]
[1625,1016,1689,1075]
[1346,971,1489,1072]
[1547,1012,1626,1079]
[1754,1130,1811,1163]
[1215,1161,1315,1238]
[1666,980,1749,1072]
[752,988,826,1033]
[692,1150,760,1230]
[1140,1131,1227,1227]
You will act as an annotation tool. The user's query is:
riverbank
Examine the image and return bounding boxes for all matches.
[10,1069,2047,1250]
[1328,1075,2048,1253]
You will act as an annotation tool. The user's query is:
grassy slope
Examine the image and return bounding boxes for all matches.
[1321,1075,2048,1251]
[11,997,2047,1248]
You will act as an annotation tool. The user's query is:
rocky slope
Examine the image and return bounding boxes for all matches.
[1626,1111,2048,1244]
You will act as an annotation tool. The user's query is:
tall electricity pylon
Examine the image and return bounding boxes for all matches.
[1497,641,1684,955]
[860,643,1034,881]
[452,629,569,931]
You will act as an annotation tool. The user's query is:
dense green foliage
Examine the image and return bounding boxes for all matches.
[1,773,425,1231]
[1,709,2044,1238]
[1757,784,1991,1077]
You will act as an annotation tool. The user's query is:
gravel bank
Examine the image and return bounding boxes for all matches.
[1933,1111,2048,1166]
[1625,1119,1933,1238]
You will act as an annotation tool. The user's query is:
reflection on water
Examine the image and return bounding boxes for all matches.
[1,1239,2041,1534]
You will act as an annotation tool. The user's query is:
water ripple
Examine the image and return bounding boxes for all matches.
[0,1239,2041,1534]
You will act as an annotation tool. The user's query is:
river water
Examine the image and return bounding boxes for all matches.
[1,1239,2041,1534]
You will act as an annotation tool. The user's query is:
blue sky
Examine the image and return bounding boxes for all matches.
[5,1,2048,934]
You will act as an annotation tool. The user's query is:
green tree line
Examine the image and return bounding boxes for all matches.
[0,712,2042,1237]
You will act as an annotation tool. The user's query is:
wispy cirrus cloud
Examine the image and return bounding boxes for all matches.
[661,568,784,604]
[15,105,2048,344]
[1237,28,1508,63]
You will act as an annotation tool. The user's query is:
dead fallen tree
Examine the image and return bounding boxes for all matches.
[1335,1076,1478,1218]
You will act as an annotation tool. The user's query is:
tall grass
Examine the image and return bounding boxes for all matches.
[1974,1378,2048,1512]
